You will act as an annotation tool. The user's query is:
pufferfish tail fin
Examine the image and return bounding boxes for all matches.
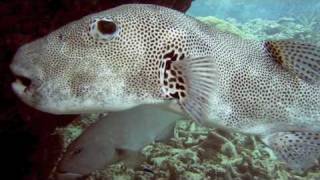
[161,56,218,124]
[262,131,320,171]
[264,40,320,84]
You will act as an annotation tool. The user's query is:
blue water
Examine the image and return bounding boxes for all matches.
[187,0,320,22]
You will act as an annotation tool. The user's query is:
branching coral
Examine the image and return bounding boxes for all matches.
[81,120,320,179]
[196,16,251,38]
[293,9,320,46]
[196,15,320,45]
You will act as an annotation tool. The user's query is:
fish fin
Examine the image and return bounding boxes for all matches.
[264,40,320,84]
[166,56,218,124]
[262,131,320,171]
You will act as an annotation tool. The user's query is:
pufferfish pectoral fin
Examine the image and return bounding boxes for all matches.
[264,40,320,84]
[261,131,320,171]
[168,56,218,124]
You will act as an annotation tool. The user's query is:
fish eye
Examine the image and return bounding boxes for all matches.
[97,20,117,35]
[89,17,120,41]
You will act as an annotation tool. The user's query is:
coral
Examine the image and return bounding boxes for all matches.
[240,18,306,40]
[294,12,320,46]
[239,17,320,45]
[196,16,251,38]
[196,15,320,45]
[80,120,320,179]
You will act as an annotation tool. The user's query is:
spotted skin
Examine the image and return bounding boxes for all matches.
[264,41,320,84]
[10,4,320,171]
[159,49,187,100]
[262,131,320,170]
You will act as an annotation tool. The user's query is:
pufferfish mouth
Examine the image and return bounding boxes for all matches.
[13,75,32,92]
[11,74,35,99]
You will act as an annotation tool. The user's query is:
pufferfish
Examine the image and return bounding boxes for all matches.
[10,4,320,172]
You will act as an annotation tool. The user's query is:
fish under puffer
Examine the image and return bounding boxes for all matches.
[57,105,179,179]
[10,4,320,171]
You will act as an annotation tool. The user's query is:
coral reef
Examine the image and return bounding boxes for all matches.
[189,0,320,22]
[196,16,320,45]
[196,16,250,38]
[55,119,319,179]
[241,17,320,44]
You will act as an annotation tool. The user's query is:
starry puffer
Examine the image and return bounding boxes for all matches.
[10,4,320,171]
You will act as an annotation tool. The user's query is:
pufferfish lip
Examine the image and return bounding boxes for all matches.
[11,74,35,100]
[12,78,29,96]
[11,77,40,109]
[14,75,32,92]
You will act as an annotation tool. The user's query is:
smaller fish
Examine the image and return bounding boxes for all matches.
[56,105,180,179]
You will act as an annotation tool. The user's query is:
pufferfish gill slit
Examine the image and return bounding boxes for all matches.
[159,47,218,123]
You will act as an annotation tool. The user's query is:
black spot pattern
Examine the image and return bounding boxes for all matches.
[159,49,187,100]
[267,131,320,171]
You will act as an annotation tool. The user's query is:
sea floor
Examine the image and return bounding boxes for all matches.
[53,117,320,180]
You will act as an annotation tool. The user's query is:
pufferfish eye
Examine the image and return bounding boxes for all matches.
[89,17,120,41]
[97,20,117,35]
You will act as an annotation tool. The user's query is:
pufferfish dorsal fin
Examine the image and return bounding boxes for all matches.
[264,40,320,84]
[160,56,218,124]
[262,131,320,171]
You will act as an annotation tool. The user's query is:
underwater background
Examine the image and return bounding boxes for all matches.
[189,0,320,22]
[0,0,319,179]
[187,0,320,45]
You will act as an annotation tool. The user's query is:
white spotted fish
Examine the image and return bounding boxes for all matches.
[10,4,320,171]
